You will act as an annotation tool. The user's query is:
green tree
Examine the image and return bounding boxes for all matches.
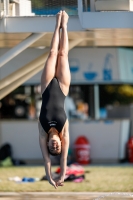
[104,85,133,105]
[31,0,45,9]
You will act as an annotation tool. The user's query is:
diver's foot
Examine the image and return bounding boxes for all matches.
[56,10,62,28]
[61,11,69,28]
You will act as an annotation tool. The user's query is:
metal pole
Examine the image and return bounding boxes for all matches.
[84,0,88,12]
[90,0,95,11]
[0,39,83,99]
[94,84,100,119]
[77,0,83,25]
[3,0,6,16]
[130,105,133,137]
[88,85,95,118]
[0,33,46,68]
[3,0,9,16]
[0,0,3,17]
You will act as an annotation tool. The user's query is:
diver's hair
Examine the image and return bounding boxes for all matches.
[47,147,61,156]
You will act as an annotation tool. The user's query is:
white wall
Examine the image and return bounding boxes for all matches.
[1,47,133,85]
[0,120,42,159]
[70,120,130,161]
[0,119,130,162]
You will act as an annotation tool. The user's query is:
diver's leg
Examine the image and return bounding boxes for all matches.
[56,11,71,96]
[41,11,62,94]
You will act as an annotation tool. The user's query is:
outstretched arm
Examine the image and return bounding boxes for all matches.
[60,129,69,180]
[38,121,57,188]
[56,121,69,186]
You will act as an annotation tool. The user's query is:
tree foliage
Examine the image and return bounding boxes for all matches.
[104,85,133,105]
[31,0,45,8]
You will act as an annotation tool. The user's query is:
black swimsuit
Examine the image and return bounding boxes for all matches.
[39,78,67,133]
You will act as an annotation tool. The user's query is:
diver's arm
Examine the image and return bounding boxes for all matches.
[38,121,57,188]
[57,121,69,185]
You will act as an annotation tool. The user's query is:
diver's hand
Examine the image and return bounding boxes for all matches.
[49,179,57,189]
[55,178,64,187]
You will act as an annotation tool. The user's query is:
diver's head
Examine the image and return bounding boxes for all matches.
[47,128,61,156]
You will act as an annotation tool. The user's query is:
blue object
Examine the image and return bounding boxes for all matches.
[100,108,107,118]
[104,120,114,124]
[103,69,112,80]
[32,6,78,16]
[28,178,35,182]
[103,53,113,80]
[22,177,28,182]
[22,177,35,182]
[70,66,79,73]
[84,63,97,80]
[84,72,97,80]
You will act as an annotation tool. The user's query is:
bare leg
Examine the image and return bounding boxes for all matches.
[56,11,71,96]
[41,11,62,94]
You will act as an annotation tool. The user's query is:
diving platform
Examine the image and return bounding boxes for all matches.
[0,0,133,99]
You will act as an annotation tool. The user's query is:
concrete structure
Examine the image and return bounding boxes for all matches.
[0,192,133,200]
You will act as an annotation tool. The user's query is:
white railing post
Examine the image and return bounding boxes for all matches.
[130,0,133,11]
[0,0,3,17]
[4,0,9,16]
[3,0,6,16]
[78,0,83,25]
[19,0,34,16]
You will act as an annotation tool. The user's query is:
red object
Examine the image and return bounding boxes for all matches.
[55,163,84,176]
[74,136,90,165]
[127,137,133,163]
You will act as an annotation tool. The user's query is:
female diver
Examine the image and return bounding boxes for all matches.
[38,11,70,189]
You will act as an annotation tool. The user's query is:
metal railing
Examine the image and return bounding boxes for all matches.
[32,0,78,15]
[0,0,79,17]
[1,0,131,17]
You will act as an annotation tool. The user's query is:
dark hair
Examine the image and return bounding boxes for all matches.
[47,146,61,156]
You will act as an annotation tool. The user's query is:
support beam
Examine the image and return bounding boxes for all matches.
[1,13,133,33]
[0,33,46,68]
[0,39,83,99]
[0,38,83,90]
[1,17,82,33]
[0,51,49,90]
[0,64,44,100]
[69,38,83,51]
